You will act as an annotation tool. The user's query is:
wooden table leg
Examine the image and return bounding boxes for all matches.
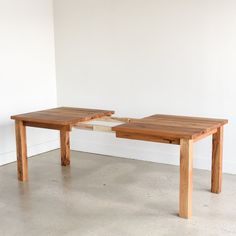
[60,128,70,166]
[211,126,223,193]
[179,139,193,218]
[15,120,28,181]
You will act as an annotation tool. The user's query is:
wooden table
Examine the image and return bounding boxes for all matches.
[11,107,114,180]
[112,114,228,218]
[11,107,228,219]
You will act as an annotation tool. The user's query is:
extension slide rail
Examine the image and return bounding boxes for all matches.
[11,107,228,219]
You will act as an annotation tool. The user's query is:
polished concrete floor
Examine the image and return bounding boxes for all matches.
[0,150,236,236]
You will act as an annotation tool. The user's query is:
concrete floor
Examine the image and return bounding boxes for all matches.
[0,150,236,236]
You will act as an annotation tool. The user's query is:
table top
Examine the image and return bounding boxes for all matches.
[11,107,114,125]
[112,114,228,140]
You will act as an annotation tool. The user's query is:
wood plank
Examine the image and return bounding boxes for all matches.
[11,107,114,125]
[113,122,206,139]
[24,121,71,131]
[138,118,223,129]
[211,126,223,193]
[179,139,193,219]
[60,128,70,166]
[145,114,228,125]
[15,120,28,181]
[116,131,180,144]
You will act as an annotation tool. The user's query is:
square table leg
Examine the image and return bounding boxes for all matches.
[60,128,70,166]
[15,120,28,181]
[179,139,193,218]
[211,126,223,193]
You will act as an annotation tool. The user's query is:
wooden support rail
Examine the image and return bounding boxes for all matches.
[74,116,134,132]
[87,116,136,123]
[74,123,115,132]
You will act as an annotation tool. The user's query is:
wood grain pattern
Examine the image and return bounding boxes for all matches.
[15,120,28,181]
[11,107,114,125]
[211,126,223,193]
[144,114,228,125]
[24,121,71,131]
[116,131,180,144]
[60,128,70,166]
[193,128,217,143]
[113,114,228,140]
[179,139,193,219]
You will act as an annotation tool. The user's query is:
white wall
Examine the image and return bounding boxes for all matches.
[0,0,59,165]
[54,0,236,174]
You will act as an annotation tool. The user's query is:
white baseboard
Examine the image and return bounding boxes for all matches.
[71,136,236,175]
[0,139,59,166]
